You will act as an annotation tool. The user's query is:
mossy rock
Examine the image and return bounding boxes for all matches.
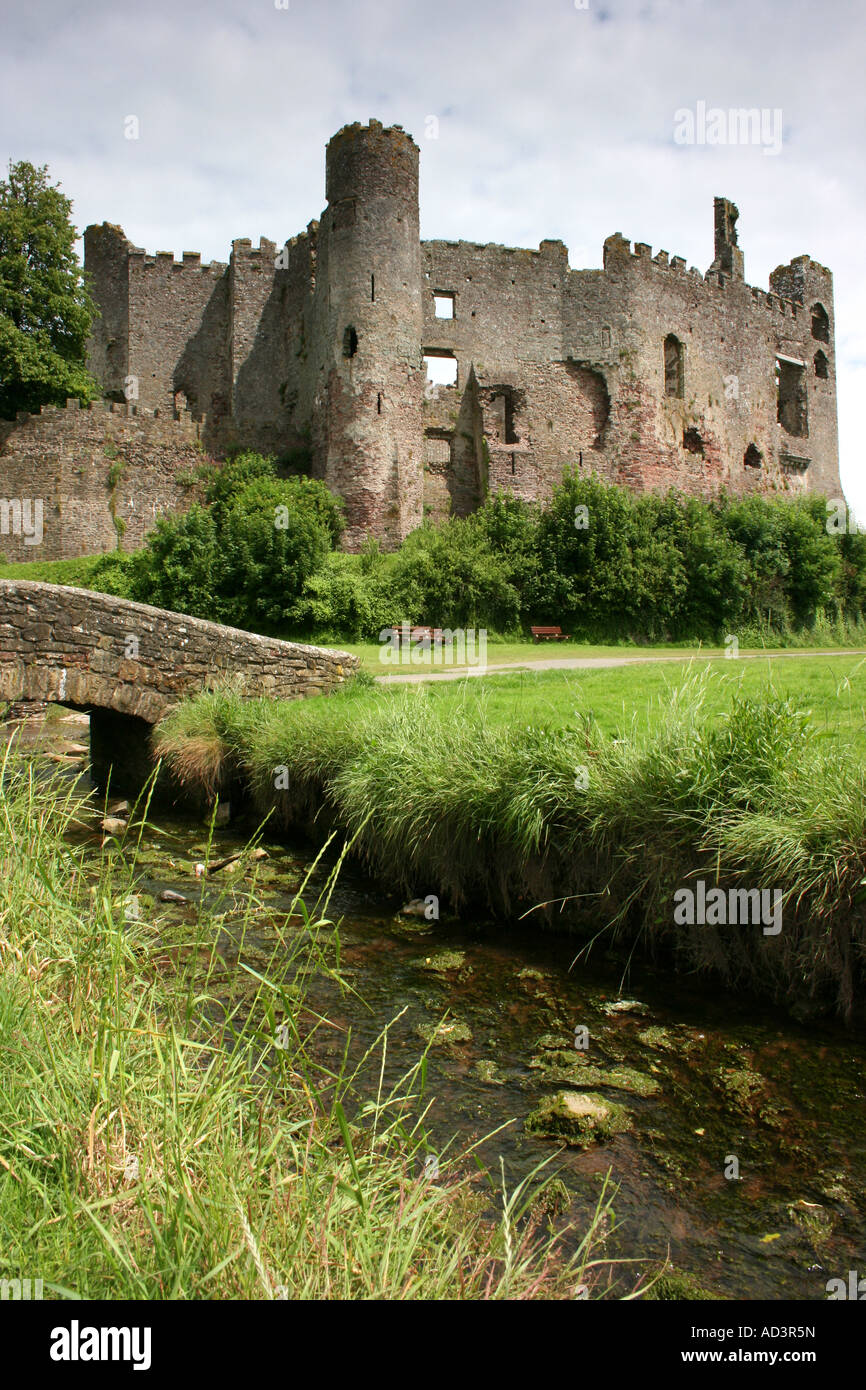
[525,1090,632,1147]
[637,1025,676,1050]
[415,950,468,975]
[643,1268,718,1301]
[529,1049,661,1097]
[473,1057,507,1085]
[602,998,650,1017]
[533,1032,574,1053]
[787,1200,837,1251]
[416,1018,473,1047]
[715,1066,765,1109]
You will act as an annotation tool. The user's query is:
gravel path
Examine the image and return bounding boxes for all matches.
[377,648,866,684]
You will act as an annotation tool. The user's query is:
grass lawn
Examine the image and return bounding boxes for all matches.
[155,652,866,1013]
[361,652,866,752]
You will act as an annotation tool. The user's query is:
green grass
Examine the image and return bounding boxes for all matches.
[154,659,866,1018]
[0,739,615,1300]
[391,654,866,752]
[0,550,134,597]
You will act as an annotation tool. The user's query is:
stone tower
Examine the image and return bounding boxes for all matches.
[313,120,425,548]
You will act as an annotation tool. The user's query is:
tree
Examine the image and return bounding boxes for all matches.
[0,160,98,418]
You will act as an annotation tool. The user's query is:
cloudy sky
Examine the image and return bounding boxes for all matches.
[2,0,863,511]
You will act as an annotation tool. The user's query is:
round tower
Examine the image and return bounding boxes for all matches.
[316,120,424,549]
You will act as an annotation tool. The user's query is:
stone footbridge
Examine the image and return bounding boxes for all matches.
[0,579,358,791]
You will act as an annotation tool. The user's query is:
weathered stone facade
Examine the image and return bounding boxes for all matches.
[0,401,205,564]
[3,120,843,560]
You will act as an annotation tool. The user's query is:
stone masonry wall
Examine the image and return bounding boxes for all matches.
[0,579,358,724]
[0,400,205,564]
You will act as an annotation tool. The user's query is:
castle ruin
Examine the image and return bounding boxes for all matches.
[0,120,842,561]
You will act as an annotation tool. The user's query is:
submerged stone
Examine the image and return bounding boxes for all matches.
[415,950,468,975]
[525,1090,632,1147]
[529,1050,661,1096]
[473,1057,507,1085]
[603,999,650,1017]
[416,1018,473,1047]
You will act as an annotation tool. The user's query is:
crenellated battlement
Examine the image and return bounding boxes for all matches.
[129,245,228,274]
[9,397,201,430]
[603,230,806,321]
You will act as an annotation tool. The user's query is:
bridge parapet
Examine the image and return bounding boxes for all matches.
[0,580,358,794]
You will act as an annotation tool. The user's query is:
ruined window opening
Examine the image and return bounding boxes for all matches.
[489,389,519,445]
[377,392,382,414]
[423,351,458,387]
[744,444,763,469]
[776,357,808,437]
[433,293,455,319]
[811,303,830,343]
[664,334,684,398]
[814,350,829,379]
[682,427,704,456]
[371,274,375,302]
[423,429,452,466]
[510,453,516,475]
[342,325,358,358]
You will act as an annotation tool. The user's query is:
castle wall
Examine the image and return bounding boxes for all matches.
[74,125,843,554]
[417,217,841,515]
[0,401,204,564]
[589,236,841,500]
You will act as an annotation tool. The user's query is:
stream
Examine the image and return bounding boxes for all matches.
[9,709,866,1301]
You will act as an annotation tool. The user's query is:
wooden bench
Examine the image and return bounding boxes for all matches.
[386,625,445,647]
[409,625,444,645]
[531,625,570,643]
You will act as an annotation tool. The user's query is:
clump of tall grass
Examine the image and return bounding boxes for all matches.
[154,668,866,1017]
[0,738,612,1299]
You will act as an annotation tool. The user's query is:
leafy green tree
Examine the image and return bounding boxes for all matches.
[217,477,332,629]
[719,494,840,628]
[674,496,747,638]
[0,161,98,418]
[389,517,520,631]
[129,506,222,619]
[206,452,344,543]
[533,472,644,636]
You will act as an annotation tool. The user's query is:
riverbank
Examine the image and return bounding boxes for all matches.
[153,661,866,1019]
[0,737,612,1299]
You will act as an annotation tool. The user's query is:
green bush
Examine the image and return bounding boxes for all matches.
[217,477,331,629]
[129,505,222,618]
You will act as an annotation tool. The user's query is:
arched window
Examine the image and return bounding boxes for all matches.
[814,350,829,379]
[744,444,763,468]
[664,334,684,398]
[811,303,830,343]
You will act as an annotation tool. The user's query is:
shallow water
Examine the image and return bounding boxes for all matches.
[123,816,866,1302]
[9,711,866,1300]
